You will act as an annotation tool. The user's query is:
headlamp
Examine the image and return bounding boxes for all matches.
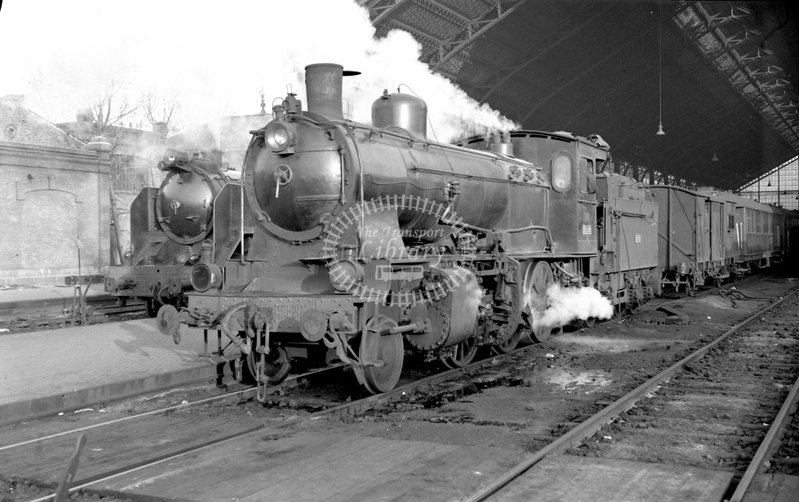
[190,263,222,292]
[265,122,294,153]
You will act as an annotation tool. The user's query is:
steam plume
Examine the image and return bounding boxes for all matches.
[533,284,614,328]
[0,0,518,142]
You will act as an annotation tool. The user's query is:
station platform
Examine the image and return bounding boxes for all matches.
[742,473,799,502]
[498,454,733,501]
[0,309,221,426]
[0,282,111,317]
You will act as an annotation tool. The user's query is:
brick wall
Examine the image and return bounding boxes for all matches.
[0,142,110,285]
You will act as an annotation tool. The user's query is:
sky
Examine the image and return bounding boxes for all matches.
[0,0,517,142]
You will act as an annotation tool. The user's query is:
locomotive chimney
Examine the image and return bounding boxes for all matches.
[304,63,359,120]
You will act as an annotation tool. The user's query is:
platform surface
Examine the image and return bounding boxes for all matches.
[96,429,523,501]
[497,455,734,502]
[89,431,736,502]
[742,473,799,502]
[0,316,218,426]
[0,282,109,303]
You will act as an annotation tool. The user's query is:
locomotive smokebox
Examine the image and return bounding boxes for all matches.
[372,90,427,138]
[304,63,359,120]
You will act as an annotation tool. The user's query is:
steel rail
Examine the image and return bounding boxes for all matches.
[24,342,542,501]
[0,364,343,452]
[727,372,799,502]
[462,286,799,502]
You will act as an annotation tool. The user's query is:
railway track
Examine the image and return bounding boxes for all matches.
[2,277,795,501]
[464,286,799,501]
[0,345,537,501]
[0,297,147,334]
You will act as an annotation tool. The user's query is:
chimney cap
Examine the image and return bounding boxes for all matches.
[87,135,112,152]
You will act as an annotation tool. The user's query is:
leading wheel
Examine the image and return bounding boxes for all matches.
[440,337,478,369]
[360,316,404,393]
[522,261,554,343]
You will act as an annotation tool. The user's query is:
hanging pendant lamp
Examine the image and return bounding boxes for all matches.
[656,0,665,136]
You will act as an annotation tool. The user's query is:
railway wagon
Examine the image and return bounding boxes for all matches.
[783,208,799,271]
[724,191,787,271]
[697,188,798,272]
[157,63,617,394]
[649,185,736,294]
[105,151,239,316]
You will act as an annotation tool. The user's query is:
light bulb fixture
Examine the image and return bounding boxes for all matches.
[711,150,718,162]
[656,0,665,136]
[767,180,772,187]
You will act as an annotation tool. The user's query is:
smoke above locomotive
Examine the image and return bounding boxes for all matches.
[2,0,518,144]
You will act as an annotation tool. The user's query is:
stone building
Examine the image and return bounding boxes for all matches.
[0,95,111,285]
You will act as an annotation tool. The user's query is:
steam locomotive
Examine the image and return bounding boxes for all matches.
[152,63,797,395]
[105,151,237,316]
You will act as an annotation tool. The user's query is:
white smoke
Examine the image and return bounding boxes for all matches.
[533,284,614,329]
[0,0,518,142]
[450,266,484,315]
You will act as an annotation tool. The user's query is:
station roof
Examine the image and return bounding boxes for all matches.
[358,0,799,190]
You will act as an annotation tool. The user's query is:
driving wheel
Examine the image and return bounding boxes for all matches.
[523,261,555,343]
[360,315,404,393]
[440,337,478,368]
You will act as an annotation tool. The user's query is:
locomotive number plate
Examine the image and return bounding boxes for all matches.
[274,303,310,321]
[582,224,592,235]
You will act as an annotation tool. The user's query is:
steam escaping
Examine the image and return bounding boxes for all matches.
[448,266,484,340]
[452,267,485,316]
[533,285,614,329]
[0,0,518,142]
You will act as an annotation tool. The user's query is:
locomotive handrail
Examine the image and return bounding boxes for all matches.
[450,219,553,251]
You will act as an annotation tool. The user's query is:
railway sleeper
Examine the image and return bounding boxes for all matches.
[656,387,788,399]
[620,414,781,429]
[598,428,766,446]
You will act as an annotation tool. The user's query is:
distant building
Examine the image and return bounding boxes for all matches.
[57,112,173,261]
[0,95,111,285]
[0,93,269,284]
[1,95,86,149]
[218,110,270,171]
[57,113,167,194]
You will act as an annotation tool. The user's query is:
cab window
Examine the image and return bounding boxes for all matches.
[579,156,597,194]
[551,154,572,193]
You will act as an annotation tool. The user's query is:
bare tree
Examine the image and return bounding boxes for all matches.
[89,78,139,136]
[141,91,181,137]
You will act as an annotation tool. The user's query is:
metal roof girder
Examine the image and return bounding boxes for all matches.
[361,0,412,25]
[676,2,799,156]
[428,0,529,71]
[385,19,443,50]
[476,3,615,103]
[413,0,475,29]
